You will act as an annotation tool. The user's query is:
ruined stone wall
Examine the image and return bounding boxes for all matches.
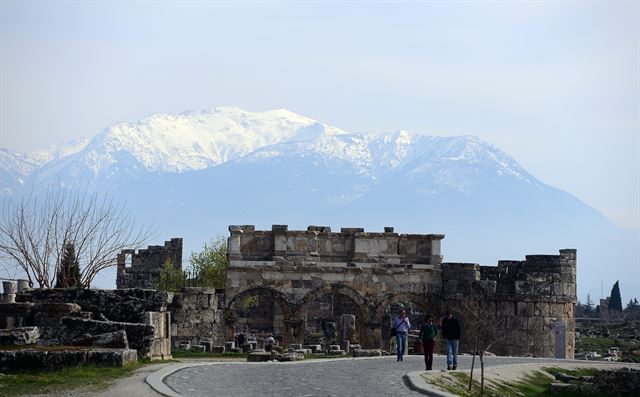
[225,225,577,358]
[116,238,183,290]
[443,249,577,359]
[169,287,225,347]
[226,225,446,349]
[8,288,172,359]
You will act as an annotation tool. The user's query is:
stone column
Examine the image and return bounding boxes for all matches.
[2,281,17,303]
[16,279,30,293]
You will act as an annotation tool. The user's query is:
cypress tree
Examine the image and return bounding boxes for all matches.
[55,242,82,288]
[608,280,623,311]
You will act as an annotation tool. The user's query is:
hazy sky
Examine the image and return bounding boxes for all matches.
[0,1,638,230]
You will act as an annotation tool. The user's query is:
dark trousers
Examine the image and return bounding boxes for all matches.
[423,339,435,370]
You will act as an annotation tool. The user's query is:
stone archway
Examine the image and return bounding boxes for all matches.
[375,292,442,352]
[297,284,372,349]
[225,286,293,345]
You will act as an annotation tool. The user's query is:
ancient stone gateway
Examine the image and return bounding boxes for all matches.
[226,225,576,358]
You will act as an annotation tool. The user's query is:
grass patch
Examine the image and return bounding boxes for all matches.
[576,335,640,362]
[423,366,610,397]
[0,359,160,397]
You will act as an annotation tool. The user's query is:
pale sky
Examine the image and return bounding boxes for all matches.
[0,1,638,230]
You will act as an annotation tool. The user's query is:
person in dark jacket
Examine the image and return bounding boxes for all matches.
[419,314,437,370]
[441,310,461,370]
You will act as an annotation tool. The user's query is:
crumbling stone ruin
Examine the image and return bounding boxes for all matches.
[225,225,577,358]
[0,285,171,370]
[116,238,183,289]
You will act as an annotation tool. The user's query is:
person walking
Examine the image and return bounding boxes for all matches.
[419,314,438,370]
[391,308,411,362]
[441,310,461,370]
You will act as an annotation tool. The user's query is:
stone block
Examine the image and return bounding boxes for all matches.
[191,344,206,352]
[288,343,302,350]
[276,352,304,361]
[86,348,138,367]
[550,283,562,296]
[445,280,457,294]
[352,349,383,357]
[305,344,322,353]
[527,316,544,331]
[515,281,534,295]
[247,352,273,362]
[506,316,527,330]
[534,302,550,317]
[210,345,225,354]
[72,330,129,349]
[497,301,515,316]
[516,302,534,317]
[329,344,341,351]
[0,326,39,345]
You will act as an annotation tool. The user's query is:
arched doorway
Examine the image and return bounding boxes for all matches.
[298,284,370,351]
[375,293,441,353]
[226,286,292,348]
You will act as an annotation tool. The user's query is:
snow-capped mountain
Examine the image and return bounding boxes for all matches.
[0,106,637,298]
[0,148,37,196]
[20,107,344,190]
[26,138,90,166]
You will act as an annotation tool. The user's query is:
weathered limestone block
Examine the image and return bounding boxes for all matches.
[86,348,137,367]
[497,301,515,316]
[533,302,550,317]
[506,316,528,330]
[276,352,304,361]
[0,326,39,345]
[247,352,272,362]
[0,348,135,371]
[527,316,544,331]
[60,317,155,358]
[35,302,82,317]
[352,349,383,357]
[72,330,129,349]
[516,301,534,317]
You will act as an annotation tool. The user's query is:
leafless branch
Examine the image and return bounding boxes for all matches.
[0,187,155,288]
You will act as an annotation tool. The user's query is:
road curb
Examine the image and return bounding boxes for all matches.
[404,371,461,397]
[146,363,195,397]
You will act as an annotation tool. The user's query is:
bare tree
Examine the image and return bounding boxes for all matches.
[460,283,512,396]
[0,188,154,288]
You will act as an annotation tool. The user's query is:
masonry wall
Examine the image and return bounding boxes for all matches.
[225,225,577,358]
[169,287,225,347]
[441,249,576,358]
[116,238,183,290]
[10,288,172,359]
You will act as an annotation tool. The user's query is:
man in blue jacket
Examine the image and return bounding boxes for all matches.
[441,310,461,370]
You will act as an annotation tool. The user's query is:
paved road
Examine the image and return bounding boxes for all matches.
[162,354,585,397]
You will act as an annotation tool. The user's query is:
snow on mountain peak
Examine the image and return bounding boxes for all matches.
[26,138,90,166]
[80,107,344,173]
